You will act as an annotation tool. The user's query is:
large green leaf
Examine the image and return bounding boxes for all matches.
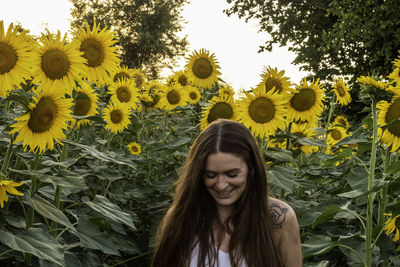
[0,228,64,266]
[267,166,296,193]
[265,149,293,162]
[311,204,342,228]
[26,194,76,231]
[302,235,334,258]
[82,195,136,229]
[346,165,368,192]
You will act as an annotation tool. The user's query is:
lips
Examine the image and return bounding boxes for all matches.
[214,188,234,198]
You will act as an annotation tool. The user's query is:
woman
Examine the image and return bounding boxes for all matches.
[152,119,302,267]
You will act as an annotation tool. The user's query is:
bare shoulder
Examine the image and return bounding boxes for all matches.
[268,197,297,229]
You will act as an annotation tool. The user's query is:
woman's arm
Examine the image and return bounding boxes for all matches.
[269,197,302,267]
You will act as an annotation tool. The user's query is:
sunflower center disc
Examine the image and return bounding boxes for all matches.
[28,96,58,133]
[385,98,400,137]
[117,87,131,103]
[74,93,91,116]
[207,102,233,123]
[290,88,316,112]
[178,75,188,86]
[110,110,123,124]
[396,217,400,228]
[336,85,346,97]
[134,74,143,88]
[265,77,282,93]
[0,42,18,75]
[167,90,181,105]
[114,72,130,82]
[189,92,197,100]
[80,38,104,67]
[248,97,276,124]
[192,57,213,79]
[131,146,138,152]
[331,129,342,140]
[41,49,71,80]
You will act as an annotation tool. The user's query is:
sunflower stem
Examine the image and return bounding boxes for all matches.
[0,134,14,175]
[365,96,379,267]
[324,94,336,149]
[377,149,390,229]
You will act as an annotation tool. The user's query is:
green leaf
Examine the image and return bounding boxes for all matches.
[265,150,293,162]
[82,195,135,229]
[267,166,296,193]
[0,228,64,266]
[385,160,400,176]
[72,219,120,256]
[312,205,342,228]
[153,136,192,151]
[302,235,334,258]
[347,166,368,192]
[26,194,76,231]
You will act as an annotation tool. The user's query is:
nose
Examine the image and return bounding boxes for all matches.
[215,175,228,191]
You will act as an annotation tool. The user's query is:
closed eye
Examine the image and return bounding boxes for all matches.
[205,171,217,179]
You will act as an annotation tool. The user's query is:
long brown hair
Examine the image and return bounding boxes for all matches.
[151,119,282,267]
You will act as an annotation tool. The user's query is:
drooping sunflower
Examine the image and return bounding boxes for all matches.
[236,85,287,138]
[31,31,87,96]
[102,102,131,134]
[333,115,350,130]
[186,85,201,105]
[357,75,392,91]
[109,65,133,83]
[9,88,73,154]
[287,78,325,122]
[158,84,188,111]
[131,68,147,90]
[173,70,191,87]
[0,21,34,97]
[108,78,139,110]
[377,97,400,152]
[0,180,24,208]
[128,142,142,156]
[258,66,292,95]
[332,78,352,106]
[185,49,221,89]
[75,21,119,86]
[199,95,236,130]
[384,213,400,242]
[218,85,235,100]
[290,123,318,154]
[72,82,99,129]
[326,125,349,147]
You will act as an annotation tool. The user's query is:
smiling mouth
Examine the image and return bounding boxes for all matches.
[214,189,234,198]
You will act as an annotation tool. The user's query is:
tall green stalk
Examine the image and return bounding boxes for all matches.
[365,96,379,267]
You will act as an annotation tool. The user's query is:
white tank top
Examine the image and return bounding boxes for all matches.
[189,242,247,267]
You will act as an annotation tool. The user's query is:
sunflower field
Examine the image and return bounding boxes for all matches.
[1,20,400,267]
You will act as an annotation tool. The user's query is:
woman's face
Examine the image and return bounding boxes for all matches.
[203,152,248,210]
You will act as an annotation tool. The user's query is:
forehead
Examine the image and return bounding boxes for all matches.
[205,152,246,171]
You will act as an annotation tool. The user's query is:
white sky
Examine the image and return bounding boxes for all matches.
[1,0,308,91]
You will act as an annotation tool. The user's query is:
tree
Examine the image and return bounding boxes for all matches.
[224,0,400,83]
[69,0,189,78]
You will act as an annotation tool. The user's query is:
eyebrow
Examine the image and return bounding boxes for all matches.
[205,168,242,174]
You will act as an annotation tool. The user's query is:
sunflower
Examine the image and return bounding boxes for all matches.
[0,180,24,208]
[292,117,319,130]
[9,88,73,154]
[290,123,318,154]
[332,78,351,106]
[333,115,350,130]
[0,21,34,97]
[128,142,142,156]
[75,21,119,86]
[109,65,133,83]
[102,102,131,134]
[158,84,188,111]
[377,97,400,152]
[357,75,392,91]
[326,125,349,147]
[131,68,147,90]
[236,85,287,138]
[268,136,287,150]
[384,213,400,242]
[72,82,99,129]
[173,70,191,87]
[287,78,325,122]
[142,80,163,109]
[31,31,87,96]
[199,95,236,130]
[108,78,139,109]
[218,85,235,100]
[186,85,201,105]
[258,66,292,95]
[185,49,221,89]
[388,67,400,84]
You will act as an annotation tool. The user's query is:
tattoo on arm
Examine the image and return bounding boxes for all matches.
[269,203,288,229]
